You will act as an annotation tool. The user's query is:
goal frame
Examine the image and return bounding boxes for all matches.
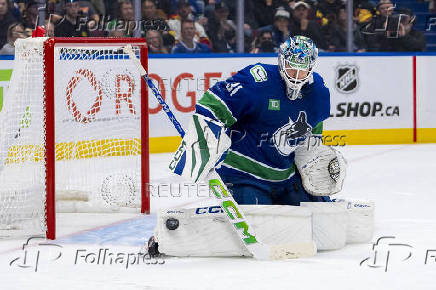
[42,37,149,240]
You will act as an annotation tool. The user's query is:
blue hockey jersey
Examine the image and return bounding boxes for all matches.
[196,63,330,187]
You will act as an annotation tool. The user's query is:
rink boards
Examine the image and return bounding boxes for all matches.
[0,54,435,152]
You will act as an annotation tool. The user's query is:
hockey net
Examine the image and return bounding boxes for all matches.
[0,37,149,239]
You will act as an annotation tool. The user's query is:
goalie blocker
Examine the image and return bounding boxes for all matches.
[150,199,374,257]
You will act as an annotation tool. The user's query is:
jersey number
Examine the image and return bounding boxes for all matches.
[226,82,243,96]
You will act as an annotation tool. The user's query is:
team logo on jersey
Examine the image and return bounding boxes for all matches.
[335,64,359,94]
[250,65,268,82]
[273,111,312,156]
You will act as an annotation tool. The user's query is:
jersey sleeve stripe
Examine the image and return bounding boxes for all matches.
[311,122,323,135]
[195,103,220,122]
[198,91,237,127]
[222,150,296,182]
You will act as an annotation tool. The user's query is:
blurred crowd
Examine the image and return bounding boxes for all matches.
[0,0,430,55]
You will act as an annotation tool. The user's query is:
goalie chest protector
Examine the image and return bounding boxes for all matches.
[196,63,331,185]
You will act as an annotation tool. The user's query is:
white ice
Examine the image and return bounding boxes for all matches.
[1,144,436,290]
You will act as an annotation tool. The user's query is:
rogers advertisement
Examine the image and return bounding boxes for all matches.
[1,54,434,145]
[147,56,414,137]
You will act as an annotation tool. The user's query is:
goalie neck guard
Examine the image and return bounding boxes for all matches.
[278,36,318,100]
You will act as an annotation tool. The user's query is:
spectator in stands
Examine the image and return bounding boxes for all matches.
[378,8,426,51]
[267,7,291,47]
[172,19,210,53]
[90,0,106,16]
[250,30,277,53]
[162,31,175,52]
[323,6,366,51]
[0,0,17,48]
[317,0,343,19]
[361,0,395,51]
[102,0,117,19]
[289,1,327,50]
[254,0,290,29]
[55,0,99,22]
[146,29,169,53]
[24,2,56,37]
[206,2,236,53]
[354,0,375,25]
[316,0,343,28]
[54,0,89,37]
[108,29,125,37]
[141,0,173,50]
[107,0,136,37]
[168,0,204,19]
[167,0,210,46]
[9,0,21,20]
[147,0,171,19]
[22,1,38,34]
[142,0,169,32]
[142,0,160,20]
[377,0,394,18]
[0,22,25,55]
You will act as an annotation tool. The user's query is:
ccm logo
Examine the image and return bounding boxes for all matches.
[195,206,223,214]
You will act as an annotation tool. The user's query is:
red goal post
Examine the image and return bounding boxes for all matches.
[44,38,149,239]
[0,37,149,240]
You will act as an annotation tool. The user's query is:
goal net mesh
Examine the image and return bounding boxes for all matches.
[0,38,145,237]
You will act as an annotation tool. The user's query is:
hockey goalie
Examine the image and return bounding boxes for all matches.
[148,36,374,258]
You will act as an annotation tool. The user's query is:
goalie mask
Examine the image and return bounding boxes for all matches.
[278,36,318,100]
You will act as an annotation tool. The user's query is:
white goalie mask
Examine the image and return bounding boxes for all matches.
[278,36,318,100]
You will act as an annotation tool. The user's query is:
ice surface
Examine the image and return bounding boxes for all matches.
[1,144,436,290]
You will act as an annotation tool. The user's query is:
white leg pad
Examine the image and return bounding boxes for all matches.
[155,205,314,257]
[300,202,348,250]
[335,199,375,243]
[301,199,375,250]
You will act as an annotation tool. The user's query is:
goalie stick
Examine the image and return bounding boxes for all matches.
[123,45,316,260]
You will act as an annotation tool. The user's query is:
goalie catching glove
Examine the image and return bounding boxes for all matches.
[169,114,231,182]
[294,142,347,196]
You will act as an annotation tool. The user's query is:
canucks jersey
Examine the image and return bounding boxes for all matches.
[195,63,330,187]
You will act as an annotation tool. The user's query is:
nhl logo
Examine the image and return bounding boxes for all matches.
[335,64,359,94]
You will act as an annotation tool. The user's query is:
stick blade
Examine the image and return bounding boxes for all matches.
[269,242,317,260]
[247,242,270,260]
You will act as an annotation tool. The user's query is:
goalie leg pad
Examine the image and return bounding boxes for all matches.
[334,199,375,243]
[301,199,375,250]
[300,202,348,250]
[154,205,313,257]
